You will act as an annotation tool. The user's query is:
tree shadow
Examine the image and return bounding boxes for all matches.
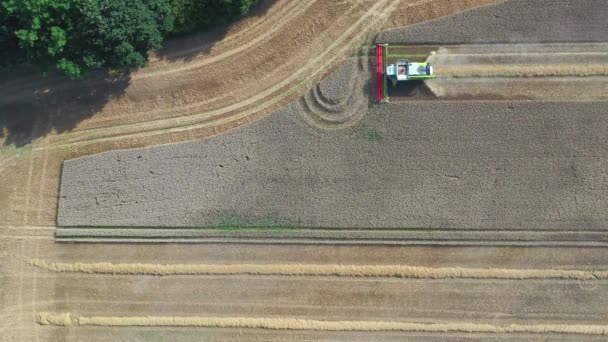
[0,68,130,147]
[154,0,274,63]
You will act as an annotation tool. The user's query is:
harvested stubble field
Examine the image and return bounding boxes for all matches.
[3,0,608,340]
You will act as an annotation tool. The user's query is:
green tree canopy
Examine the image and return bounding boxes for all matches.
[2,0,173,78]
[171,0,257,34]
[1,0,258,77]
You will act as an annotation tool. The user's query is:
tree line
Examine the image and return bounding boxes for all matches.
[0,0,257,78]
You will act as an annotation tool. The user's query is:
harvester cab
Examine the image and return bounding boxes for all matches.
[376,44,435,102]
[386,60,434,85]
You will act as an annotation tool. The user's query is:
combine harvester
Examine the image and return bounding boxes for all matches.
[376,44,435,102]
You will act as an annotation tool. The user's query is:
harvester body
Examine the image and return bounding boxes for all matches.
[376,44,434,102]
[386,60,434,86]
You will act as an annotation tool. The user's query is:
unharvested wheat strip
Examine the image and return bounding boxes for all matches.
[23,258,608,280]
[435,64,608,78]
[34,312,608,335]
[431,44,608,55]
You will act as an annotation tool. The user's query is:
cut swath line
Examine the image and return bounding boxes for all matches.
[34,313,608,335]
[22,258,608,280]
